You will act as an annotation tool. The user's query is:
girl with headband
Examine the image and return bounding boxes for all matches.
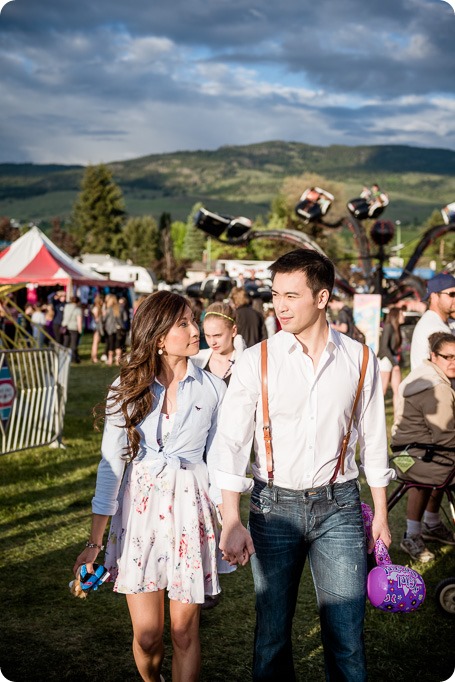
[193,302,245,386]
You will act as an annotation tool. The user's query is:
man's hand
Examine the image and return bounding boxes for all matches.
[220,521,255,566]
[369,516,392,553]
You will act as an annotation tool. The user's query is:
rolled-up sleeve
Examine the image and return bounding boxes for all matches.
[205,380,227,506]
[91,403,128,516]
[357,349,396,488]
[215,350,258,495]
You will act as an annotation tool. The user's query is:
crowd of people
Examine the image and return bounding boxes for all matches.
[67,253,454,682]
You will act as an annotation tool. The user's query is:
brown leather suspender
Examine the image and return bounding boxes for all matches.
[260,340,369,488]
[261,340,274,487]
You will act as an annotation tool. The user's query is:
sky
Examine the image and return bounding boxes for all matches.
[0,0,454,165]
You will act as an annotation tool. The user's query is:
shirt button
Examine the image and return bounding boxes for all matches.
[309,446,313,450]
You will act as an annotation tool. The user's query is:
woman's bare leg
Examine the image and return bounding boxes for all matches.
[169,600,201,682]
[380,370,391,396]
[126,591,165,682]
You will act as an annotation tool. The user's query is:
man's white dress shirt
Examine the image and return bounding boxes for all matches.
[216,327,395,493]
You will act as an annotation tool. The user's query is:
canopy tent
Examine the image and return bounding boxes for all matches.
[0,226,132,289]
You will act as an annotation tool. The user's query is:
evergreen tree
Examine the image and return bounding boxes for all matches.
[114,216,160,267]
[182,203,207,262]
[70,164,126,254]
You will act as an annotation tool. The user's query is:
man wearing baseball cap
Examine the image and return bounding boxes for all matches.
[410,272,455,370]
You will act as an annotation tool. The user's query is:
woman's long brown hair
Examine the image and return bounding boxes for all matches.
[386,306,402,349]
[95,290,188,461]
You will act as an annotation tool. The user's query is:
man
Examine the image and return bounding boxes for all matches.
[230,286,267,347]
[410,272,455,370]
[400,272,455,557]
[217,249,394,682]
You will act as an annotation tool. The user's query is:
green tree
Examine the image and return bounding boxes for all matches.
[171,220,187,259]
[70,164,126,254]
[115,216,160,267]
[182,203,207,262]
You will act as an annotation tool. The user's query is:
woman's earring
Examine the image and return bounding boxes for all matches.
[158,348,163,355]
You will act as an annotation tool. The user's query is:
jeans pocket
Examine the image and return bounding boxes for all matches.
[250,486,273,515]
[332,482,360,510]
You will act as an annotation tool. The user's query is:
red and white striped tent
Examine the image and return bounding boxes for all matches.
[0,226,130,290]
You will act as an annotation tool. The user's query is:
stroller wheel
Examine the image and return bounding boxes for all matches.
[435,577,455,615]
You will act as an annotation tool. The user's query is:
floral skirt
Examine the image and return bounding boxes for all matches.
[104,460,221,604]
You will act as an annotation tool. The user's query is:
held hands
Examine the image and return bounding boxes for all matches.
[369,516,392,554]
[220,521,255,566]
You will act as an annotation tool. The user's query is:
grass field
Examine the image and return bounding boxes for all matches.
[0,336,454,681]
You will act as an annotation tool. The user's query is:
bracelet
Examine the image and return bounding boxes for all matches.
[85,541,104,550]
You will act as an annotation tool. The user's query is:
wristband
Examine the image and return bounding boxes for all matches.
[85,541,104,550]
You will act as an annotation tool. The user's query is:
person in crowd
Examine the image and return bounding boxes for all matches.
[50,290,66,344]
[328,294,365,342]
[217,249,393,682]
[378,306,405,416]
[73,291,226,682]
[116,296,131,357]
[264,306,277,338]
[192,302,243,386]
[410,273,455,370]
[189,297,208,349]
[133,294,148,316]
[61,295,83,363]
[102,294,123,366]
[31,304,47,348]
[408,272,455,545]
[230,286,267,348]
[192,300,242,609]
[391,332,455,561]
[90,293,105,364]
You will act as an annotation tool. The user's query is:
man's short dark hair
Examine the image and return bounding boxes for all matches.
[269,249,335,299]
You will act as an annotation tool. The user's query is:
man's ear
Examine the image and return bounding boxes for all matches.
[318,289,330,309]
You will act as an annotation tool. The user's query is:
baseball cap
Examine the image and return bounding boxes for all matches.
[423,272,455,300]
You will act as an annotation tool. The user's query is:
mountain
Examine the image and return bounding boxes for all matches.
[0,141,454,226]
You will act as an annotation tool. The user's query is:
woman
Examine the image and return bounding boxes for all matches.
[378,306,405,415]
[61,295,83,363]
[73,291,226,682]
[102,294,122,366]
[90,293,105,363]
[192,302,243,385]
[391,332,455,563]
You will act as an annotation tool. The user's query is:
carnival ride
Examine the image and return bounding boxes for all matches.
[194,189,455,306]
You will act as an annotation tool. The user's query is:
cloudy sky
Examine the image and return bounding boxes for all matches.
[0,0,454,165]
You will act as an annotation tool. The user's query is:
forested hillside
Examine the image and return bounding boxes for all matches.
[0,141,454,227]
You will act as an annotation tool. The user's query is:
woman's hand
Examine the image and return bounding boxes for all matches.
[73,545,101,577]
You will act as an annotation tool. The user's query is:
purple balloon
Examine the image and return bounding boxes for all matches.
[362,504,426,613]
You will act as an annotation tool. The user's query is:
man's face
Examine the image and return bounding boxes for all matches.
[431,286,455,318]
[272,271,329,335]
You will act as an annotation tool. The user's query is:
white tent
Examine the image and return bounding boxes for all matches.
[0,226,131,291]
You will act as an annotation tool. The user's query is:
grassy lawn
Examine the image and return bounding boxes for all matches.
[0,335,454,681]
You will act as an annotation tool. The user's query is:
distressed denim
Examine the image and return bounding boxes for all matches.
[249,479,367,682]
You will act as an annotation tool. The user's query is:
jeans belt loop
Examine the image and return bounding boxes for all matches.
[326,484,333,501]
[272,486,278,503]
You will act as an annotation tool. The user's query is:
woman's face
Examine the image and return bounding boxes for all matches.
[203,316,236,354]
[160,305,200,358]
[431,341,455,380]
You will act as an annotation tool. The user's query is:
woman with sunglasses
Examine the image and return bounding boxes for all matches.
[73,291,226,682]
[391,331,455,562]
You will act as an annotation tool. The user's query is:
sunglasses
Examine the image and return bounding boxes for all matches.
[438,291,455,298]
[435,352,455,361]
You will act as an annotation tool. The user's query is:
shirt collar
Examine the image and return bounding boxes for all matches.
[279,323,339,355]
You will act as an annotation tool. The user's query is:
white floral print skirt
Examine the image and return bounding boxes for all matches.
[104,460,220,604]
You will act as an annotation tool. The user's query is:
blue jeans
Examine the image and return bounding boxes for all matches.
[249,479,367,682]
